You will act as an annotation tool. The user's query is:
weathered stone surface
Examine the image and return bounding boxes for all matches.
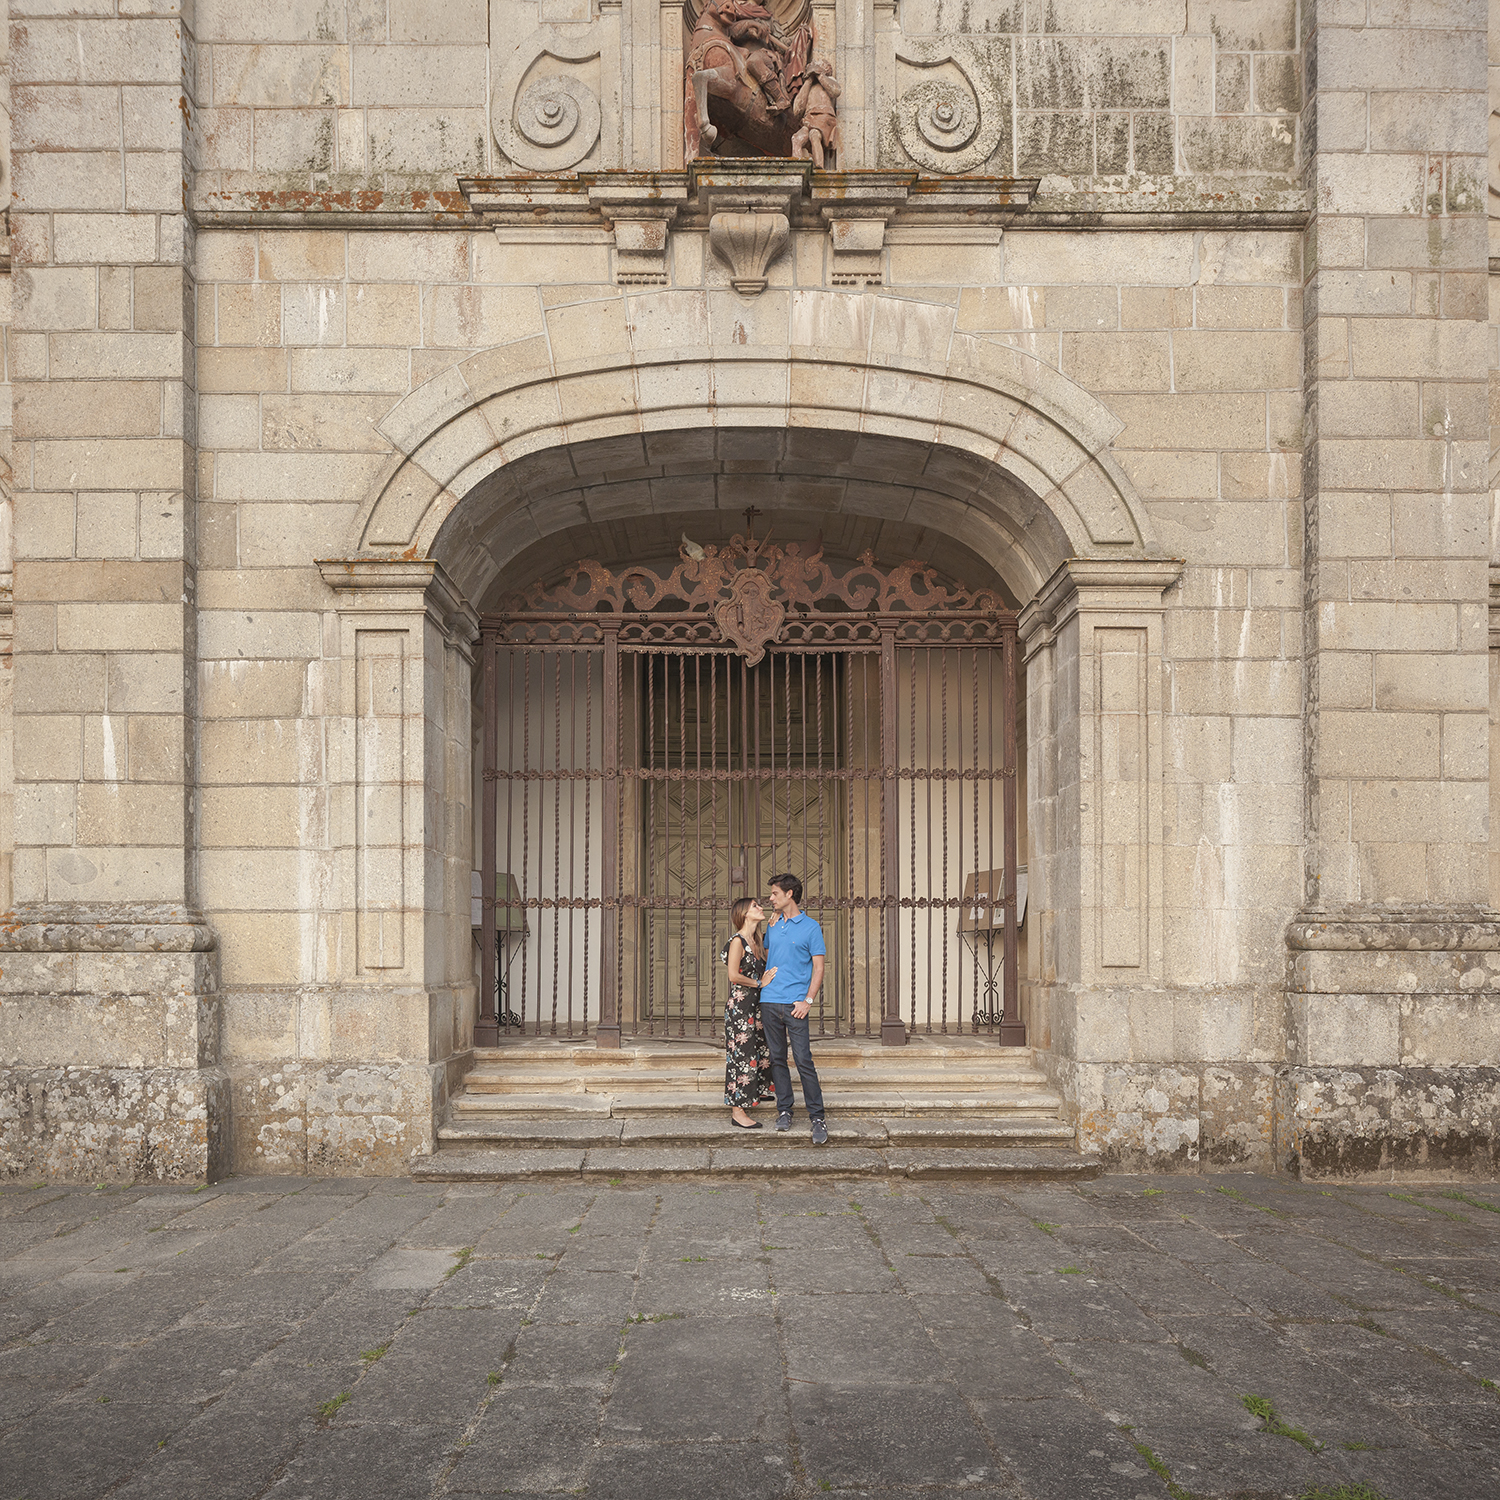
[3,0,1495,1188]
[0,1066,229,1182]
[1275,1065,1500,1180]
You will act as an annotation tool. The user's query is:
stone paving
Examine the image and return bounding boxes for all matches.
[2,1172,1499,1500]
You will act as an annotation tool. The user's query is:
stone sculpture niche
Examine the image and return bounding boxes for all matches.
[684,0,837,165]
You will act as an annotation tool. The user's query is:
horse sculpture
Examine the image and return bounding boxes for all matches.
[684,0,812,160]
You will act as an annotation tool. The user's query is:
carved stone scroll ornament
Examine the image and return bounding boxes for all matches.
[888,41,1006,176]
[493,30,604,172]
[502,534,1005,655]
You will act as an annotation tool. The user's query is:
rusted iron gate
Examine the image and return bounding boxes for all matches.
[474,532,1023,1049]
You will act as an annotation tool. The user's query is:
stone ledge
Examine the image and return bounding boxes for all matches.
[0,905,217,954]
[1287,908,1500,952]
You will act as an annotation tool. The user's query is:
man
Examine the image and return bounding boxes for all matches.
[761,873,829,1145]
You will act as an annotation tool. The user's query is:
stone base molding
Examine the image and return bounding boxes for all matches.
[1274,1066,1500,1180]
[1276,908,1500,1177]
[226,1054,449,1177]
[1049,908,1500,1176]
[0,906,228,1182]
[1058,1057,1277,1173]
[1,1067,229,1183]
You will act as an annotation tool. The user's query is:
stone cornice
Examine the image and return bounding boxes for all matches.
[455,167,1039,230]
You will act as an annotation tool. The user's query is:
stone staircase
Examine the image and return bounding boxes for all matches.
[413,1035,1097,1183]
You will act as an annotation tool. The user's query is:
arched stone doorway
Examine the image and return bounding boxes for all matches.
[318,290,1182,1137]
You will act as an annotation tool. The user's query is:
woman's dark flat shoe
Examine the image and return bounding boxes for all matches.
[731,1117,763,1130]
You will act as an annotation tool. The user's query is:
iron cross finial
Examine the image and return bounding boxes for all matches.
[742,505,763,543]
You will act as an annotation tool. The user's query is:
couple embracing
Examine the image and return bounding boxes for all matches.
[722,873,829,1146]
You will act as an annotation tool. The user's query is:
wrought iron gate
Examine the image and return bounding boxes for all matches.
[475,532,1023,1048]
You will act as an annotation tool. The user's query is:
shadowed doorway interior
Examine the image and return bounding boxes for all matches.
[475,529,1024,1050]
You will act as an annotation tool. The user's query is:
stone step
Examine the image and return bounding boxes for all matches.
[437,1114,1077,1151]
[459,1066,1052,1092]
[411,1144,1100,1184]
[473,1040,1039,1066]
[451,1087,1064,1119]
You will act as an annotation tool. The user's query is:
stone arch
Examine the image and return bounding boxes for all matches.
[341,288,1161,608]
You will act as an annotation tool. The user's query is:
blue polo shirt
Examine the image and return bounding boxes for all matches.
[762,910,826,1007]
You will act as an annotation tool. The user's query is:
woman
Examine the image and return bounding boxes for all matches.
[723,896,777,1129]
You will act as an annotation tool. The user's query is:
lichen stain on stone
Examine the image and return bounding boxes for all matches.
[1,1065,228,1184]
[1277,1065,1500,1181]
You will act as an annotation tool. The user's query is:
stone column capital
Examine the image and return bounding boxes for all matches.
[318,557,479,649]
[1019,557,1184,637]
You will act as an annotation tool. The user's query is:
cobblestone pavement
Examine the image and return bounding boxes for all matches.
[2,1171,1499,1500]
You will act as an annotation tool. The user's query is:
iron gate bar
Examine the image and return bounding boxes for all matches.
[476,626,499,1047]
[1001,621,1023,1045]
[879,625,904,1046]
[598,624,621,1046]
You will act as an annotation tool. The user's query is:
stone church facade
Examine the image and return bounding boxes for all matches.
[0,0,1495,1182]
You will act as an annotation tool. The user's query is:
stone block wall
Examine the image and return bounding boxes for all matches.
[0,0,1494,1181]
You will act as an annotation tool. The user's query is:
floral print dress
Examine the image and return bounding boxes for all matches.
[723,938,775,1109]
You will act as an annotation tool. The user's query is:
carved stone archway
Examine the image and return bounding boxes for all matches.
[319,298,1180,1140]
[340,289,1165,607]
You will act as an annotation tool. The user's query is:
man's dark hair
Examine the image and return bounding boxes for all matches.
[769,873,802,905]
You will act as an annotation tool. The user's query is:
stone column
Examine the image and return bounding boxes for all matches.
[1286,1,1500,1174]
[1019,558,1184,1159]
[0,8,222,1179]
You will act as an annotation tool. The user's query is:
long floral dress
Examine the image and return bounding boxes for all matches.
[723,938,775,1110]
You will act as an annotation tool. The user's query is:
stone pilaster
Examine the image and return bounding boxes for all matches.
[212,557,481,1176]
[1285,0,1500,1175]
[1021,559,1210,1165]
[0,6,218,1180]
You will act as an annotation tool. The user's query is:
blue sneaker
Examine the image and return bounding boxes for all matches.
[811,1119,829,1146]
[775,1112,792,1132]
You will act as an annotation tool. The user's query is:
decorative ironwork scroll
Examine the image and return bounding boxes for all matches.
[502,532,1005,658]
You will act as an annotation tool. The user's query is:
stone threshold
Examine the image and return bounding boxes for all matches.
[474,1033,1038,1059]
[412,1144,1100,1183]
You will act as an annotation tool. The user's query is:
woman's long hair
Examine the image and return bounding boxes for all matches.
[729,897,764,960]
